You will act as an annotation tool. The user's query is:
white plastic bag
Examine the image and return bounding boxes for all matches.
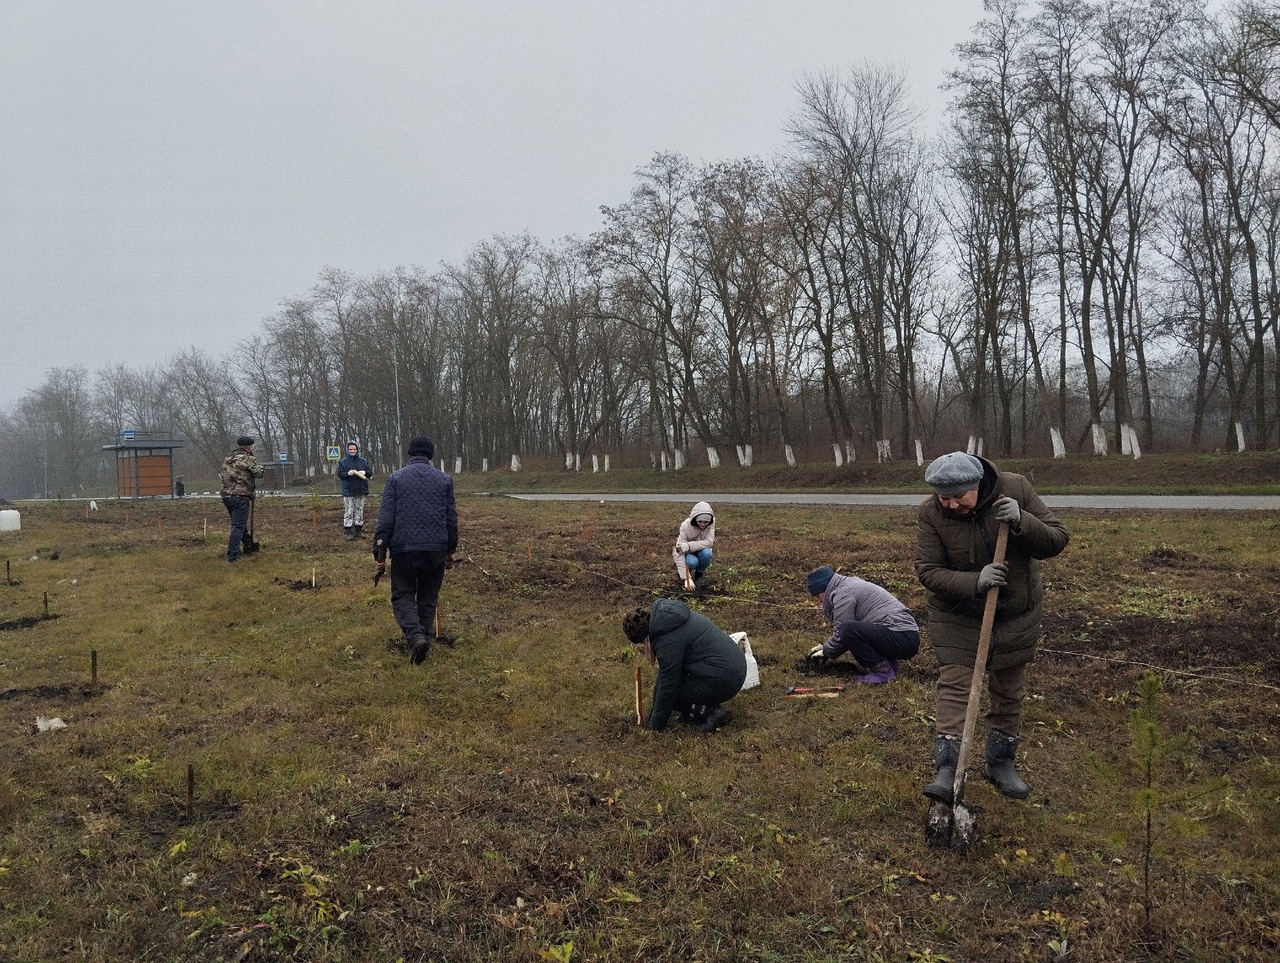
[730,631,760,691]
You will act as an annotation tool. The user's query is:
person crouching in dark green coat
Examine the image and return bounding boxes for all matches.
[622,598,747,733]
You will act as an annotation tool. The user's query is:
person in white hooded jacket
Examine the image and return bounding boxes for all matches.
[673,501,716,591]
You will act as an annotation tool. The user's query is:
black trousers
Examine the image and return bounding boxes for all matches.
[833,621,920,669]
[222,496,252,561]
[389,550,448,642]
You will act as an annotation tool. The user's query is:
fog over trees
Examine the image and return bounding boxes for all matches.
[3,0,1278,498]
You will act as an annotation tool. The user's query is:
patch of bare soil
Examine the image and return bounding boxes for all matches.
[0,613,60,631]
[1043,611,1280,685]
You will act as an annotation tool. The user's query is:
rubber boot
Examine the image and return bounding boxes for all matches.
[344,526,355,541]
[354,524,365,538]
[985,731,1030,799]
[923,735,960,803]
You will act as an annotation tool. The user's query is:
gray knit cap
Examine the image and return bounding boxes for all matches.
[925,452,984,496]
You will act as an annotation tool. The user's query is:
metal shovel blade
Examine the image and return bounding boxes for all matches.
[925,800,953,847]
[952,800,978,850]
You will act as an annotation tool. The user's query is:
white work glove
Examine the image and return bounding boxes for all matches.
[676,541,690,554]
[807,644,828,663]
[976,562,1008,593]
[993,496,1021,527]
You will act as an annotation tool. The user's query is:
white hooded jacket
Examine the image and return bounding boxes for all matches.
[672,501,716,579]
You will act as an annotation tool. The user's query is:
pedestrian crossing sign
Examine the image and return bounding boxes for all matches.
[326,445,342,460]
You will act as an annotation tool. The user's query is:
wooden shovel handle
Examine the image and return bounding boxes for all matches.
[952,522,1010,802]
[635,666,643,726]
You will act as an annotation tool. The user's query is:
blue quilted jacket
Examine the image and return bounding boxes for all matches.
[373,457,458,555]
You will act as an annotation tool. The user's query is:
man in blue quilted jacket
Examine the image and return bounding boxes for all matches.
[373,435,458,665]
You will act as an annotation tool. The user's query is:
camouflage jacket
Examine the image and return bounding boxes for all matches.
[219,448,264,498]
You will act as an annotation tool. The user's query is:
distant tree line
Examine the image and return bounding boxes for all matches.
[2,0,1277,499]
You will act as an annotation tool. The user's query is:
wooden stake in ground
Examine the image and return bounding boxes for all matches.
[634,666,643,725]
[91,649,97,685]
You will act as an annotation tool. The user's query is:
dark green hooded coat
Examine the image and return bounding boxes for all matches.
[645,598,747,731]
[914,456,1069,670]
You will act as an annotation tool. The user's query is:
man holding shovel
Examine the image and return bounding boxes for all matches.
[373,435,457,666]
[915,452,1068,811]
[219,435,264,564]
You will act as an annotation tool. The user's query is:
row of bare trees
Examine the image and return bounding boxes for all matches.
[2,0,1277,499]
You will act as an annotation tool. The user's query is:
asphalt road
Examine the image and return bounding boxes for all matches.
[497,492,1280,510]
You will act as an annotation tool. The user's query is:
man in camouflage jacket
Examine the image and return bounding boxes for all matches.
[220,435,265,563]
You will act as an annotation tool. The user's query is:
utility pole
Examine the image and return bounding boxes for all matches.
[392,339,403,468]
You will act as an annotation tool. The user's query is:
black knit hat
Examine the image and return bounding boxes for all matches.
[236,435,255,447]
[407,436,435,458]
[806,566,835,596]
[622,607,650,644]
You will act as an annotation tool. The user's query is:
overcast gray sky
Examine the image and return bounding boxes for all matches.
[0,0,987,409]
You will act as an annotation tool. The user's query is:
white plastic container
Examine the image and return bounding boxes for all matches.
[0,509,19,532]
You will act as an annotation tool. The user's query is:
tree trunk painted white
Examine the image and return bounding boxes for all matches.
[604,454,610,472]
[1049,428,1066,459]
[1120,424,1131,455]
[914,439,923,466]
[876,439,891,463]
[454,456,462,473]
[592,454,599,473]
[510,454,521,472]
[1090,422,1108,456]
[1235,421,1246,452]
[845,441,856,463]
[832,444,844,467]
[565,453,574,470]
[1126,425,1142,459]
[784,444,796,468]
[660,451,668,472]
[650,451,657,469]
[706,446,720,468]
[966,435,977,456]
[743,444,753,467]
[673,449,686,470]
[482,457,489,472]
[976,438,985,457]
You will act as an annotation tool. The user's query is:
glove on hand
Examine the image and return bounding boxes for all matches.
[676,541,690,554]
[807,643,828,663]
[977,562,1008,593]
[353,470,367,479]
[993,496,1021,527]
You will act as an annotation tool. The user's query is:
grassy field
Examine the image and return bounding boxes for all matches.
[1,493,1278,962]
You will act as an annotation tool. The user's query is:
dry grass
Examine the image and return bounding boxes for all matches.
[1,495,1278,962]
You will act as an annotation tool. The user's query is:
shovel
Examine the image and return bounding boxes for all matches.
[244,498,261,554]
[926,521,1009,850]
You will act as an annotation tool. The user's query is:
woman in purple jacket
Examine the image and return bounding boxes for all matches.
[804,566,920,684]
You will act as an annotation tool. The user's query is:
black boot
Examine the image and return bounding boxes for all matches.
[985,731,1030,799]
[354,524,365,538]
[923,735,960,803]
[700,705,731,733]
[344,526,355,541]
[409,635,432,665]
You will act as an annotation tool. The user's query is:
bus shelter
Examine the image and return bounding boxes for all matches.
[102,432,186,498]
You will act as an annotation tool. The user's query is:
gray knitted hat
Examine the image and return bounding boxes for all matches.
[925,452,984,496]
